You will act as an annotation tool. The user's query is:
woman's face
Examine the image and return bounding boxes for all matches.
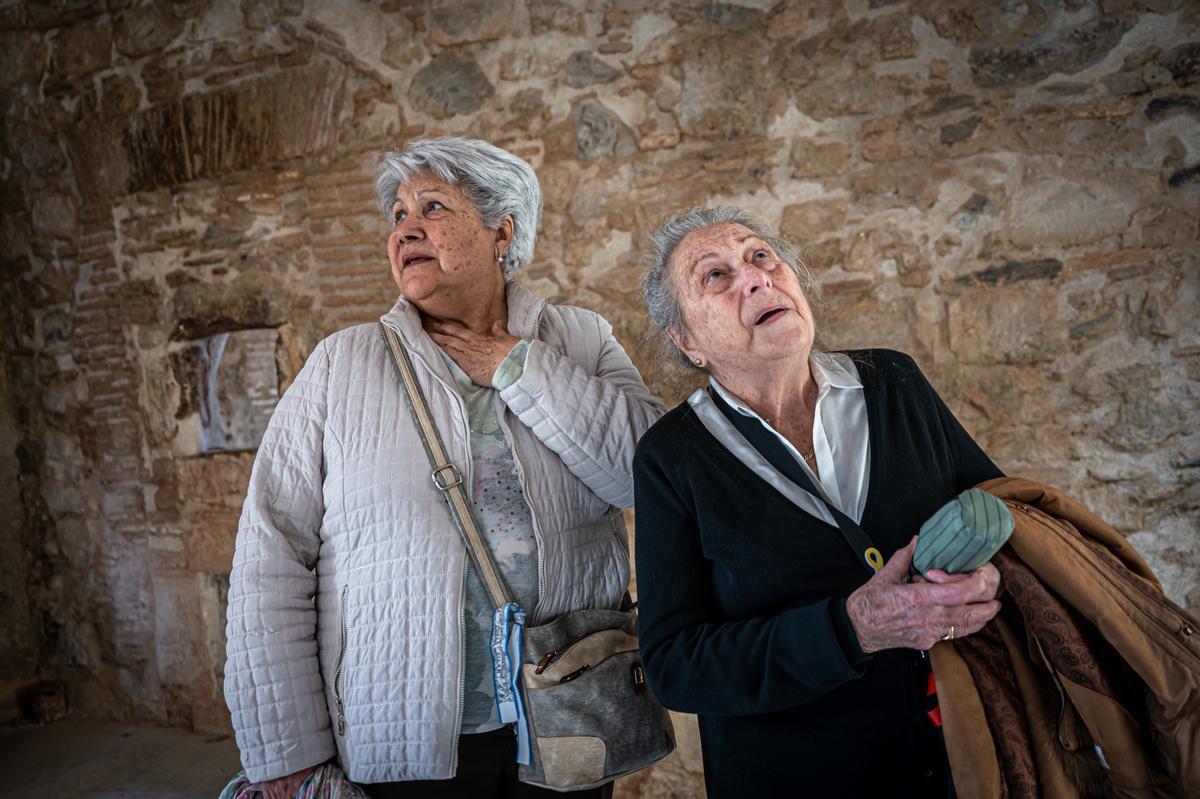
[668,221,816,375]
[386,172,510,303]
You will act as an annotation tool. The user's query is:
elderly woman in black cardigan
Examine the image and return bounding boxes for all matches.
[633,206,1005,798]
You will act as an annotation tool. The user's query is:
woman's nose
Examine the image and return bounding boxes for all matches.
[394,215,424,241]
[742,266,772,294]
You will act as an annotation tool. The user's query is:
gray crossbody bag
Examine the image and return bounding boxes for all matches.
[380,323,675,791]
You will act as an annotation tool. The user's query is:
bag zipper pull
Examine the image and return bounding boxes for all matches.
[534,650,558,674]
[631,663,647,694]
[559,664,590,683]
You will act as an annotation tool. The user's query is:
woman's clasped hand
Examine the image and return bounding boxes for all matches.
[846,536,1002,653]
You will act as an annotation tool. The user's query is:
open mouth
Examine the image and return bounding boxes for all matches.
[403,253,436,268]
[754,307,788,326]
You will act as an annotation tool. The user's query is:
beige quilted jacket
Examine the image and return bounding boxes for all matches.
[223,282,664,783]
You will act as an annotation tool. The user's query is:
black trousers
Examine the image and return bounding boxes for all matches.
[361,727,614,799]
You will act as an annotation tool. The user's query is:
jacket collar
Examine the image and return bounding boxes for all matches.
[380,281,546,340]
[379,282,547,382]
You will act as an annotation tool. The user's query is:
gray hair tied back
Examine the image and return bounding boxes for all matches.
[376,136,543,280]
[641,206,823,368]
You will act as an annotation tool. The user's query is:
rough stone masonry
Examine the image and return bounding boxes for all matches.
[0,1,1197,796]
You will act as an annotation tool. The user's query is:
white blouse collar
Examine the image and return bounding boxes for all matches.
[709,351,863,418]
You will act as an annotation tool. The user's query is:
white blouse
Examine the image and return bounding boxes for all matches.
[709,351,870,526]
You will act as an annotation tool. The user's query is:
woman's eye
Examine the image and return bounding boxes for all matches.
[704,269,724,285]
[394,209,406,224]
[427,201,445,212]
[752,249,768,261]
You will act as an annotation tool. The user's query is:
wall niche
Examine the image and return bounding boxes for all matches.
[172,328,280,455]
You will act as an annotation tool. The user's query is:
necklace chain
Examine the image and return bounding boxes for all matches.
[762,415,815,461]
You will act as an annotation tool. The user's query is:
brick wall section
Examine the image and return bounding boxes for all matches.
[0,1,1197,794]
[306,157,398,330]
[74,202,167,722]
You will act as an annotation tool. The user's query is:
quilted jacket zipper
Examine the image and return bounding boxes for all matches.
[494,306,548,621]
[334,584,348,735]
[449,563,468,775]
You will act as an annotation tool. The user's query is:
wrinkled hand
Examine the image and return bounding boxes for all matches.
[255,766,317,799]
[429,320,521,387]
[846,536,1002,653]
[919,562,1002,598]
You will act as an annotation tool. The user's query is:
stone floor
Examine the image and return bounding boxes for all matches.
[0,720,243,798]
[0,717,705,798]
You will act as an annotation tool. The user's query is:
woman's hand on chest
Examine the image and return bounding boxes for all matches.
[429,320,522,387]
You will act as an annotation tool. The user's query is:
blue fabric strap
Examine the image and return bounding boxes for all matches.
[491,603,531,765]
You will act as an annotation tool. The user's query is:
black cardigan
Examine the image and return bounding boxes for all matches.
[632,349,1002,798]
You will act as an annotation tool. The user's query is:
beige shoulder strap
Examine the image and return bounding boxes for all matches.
[379,322,512,607]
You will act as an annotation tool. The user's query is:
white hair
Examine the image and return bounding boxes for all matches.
[376,137,542,279]
[642,206,823,368]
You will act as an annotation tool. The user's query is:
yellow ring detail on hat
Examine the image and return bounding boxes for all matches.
[864,547,884,572]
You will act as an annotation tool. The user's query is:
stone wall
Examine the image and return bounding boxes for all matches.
[1,0,1197,794]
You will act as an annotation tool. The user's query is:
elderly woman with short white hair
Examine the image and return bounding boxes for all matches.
[632,206,1004,798]
[224,137,662,798]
